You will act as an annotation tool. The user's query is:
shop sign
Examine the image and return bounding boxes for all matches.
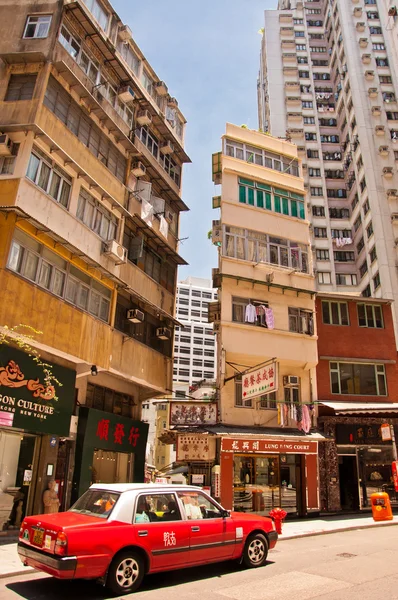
[241,362,278,401]
[392,461,398,493]
[336,424,390,445]
[191,474,205,485]
[0,346,75,437]
[169,402,217,426]
[176,434,216,461]
[221,438,317,454]
[381,423,392,441]
[80,407,148,454]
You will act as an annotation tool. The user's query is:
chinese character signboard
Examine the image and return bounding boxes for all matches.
[381,423,392,441]
[176,434,216,461]
[221,438,318,454]
[242,362,278,401]
[392,461,398,493]
[0,346,75,436]
[169,402,217,426]
[336,424,391,445]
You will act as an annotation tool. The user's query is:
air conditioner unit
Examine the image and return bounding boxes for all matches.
[156,327,171,340]
[103,240,127,263]
[154,81,168,96]
[0,134,13,156]
[265,273,274,284]
[212,195,221,209]
[213,323,220,333]
[126,308,145,323]
[160,140,174,155]
[283,375,300,387]
[118,24,132,42]
[136,109,152,126]
[167,96,178,109]
[118,86,135,104]
[388,6,397,17]
[131,161,146,177]
[165,210,174,224]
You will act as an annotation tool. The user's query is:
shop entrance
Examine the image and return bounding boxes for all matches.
[233,454,301,516]
[339,456,360,511]
[91,449,134,484]
[0,430,38,530]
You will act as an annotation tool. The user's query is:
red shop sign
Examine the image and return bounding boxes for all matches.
[392,461,398,493]
[221,438,317,455]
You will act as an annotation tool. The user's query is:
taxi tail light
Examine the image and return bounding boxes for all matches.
[55,532,68,556]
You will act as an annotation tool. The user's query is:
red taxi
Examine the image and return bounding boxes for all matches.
[18,484,277,594]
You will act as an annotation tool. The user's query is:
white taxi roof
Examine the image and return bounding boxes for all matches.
[89,483,203,494]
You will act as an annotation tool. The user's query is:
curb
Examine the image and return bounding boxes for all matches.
[278,519,398,541]
[0,567,35,580]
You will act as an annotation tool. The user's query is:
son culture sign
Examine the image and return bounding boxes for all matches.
[0,346,75,436]
[242,361,278,401]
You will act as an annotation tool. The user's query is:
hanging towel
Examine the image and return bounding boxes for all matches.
[245,303,257,323]
[141,198,154,227]
[301,405,311,433]
[265,307,275,329]
[159,215,169,239]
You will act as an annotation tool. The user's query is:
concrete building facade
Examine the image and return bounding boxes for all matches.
[0,0,189,525]
[259,0,398,334]
[212,123,320,517]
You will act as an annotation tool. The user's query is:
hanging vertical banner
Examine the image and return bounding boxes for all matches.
[242,361,278,400]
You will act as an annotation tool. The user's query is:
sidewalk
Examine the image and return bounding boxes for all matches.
[1,515,398,578]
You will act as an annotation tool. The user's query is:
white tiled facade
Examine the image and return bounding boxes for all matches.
[259,0,398,336]
[174,277,217,385]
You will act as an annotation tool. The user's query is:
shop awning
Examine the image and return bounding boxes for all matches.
[319,401,398,415]
[202,424,329,442]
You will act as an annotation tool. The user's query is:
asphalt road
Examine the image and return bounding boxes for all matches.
[1,526,398,600]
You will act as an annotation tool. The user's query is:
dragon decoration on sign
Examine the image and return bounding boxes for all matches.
[0,360,55,400]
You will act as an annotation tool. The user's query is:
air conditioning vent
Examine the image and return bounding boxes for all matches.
[103,240,127,263]
[283,375,300,387]
[131,161,146,177]
[0,134,13,156]
[127,309,145,323]
[156,327,171,340]
[160,141,174,155]
[136,109,152,126]
[118,24,132,42]
[118,86,135,104]
[212,195,221,209]
[154,81,168,96]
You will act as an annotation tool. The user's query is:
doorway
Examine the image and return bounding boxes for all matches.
[339,456,359,510]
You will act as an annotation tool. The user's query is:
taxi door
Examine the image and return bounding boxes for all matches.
[177,491,235,565]
[133,493,191,572]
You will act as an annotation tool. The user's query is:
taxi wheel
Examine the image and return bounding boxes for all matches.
[106,550,144,595]
[242,533,268,568]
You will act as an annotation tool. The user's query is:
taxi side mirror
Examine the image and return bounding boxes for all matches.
[221,509,230,518]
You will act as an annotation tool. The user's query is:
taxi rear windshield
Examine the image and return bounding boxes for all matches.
[69,490,120,519]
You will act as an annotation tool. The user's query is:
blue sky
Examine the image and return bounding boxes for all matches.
[113,0,276,281]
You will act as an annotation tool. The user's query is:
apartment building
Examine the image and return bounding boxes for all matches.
[174,276,217,385]
[0,0,189,523]
[316,294,398,512]
[210,123,321,517]
[259,0,398,329]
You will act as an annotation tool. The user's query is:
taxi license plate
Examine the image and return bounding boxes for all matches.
[32,529,44,546]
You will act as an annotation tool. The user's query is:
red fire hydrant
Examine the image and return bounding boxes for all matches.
[269,508,287,534]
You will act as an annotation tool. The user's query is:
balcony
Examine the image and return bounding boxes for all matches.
[281,40,296,50]
[379,145,390,156]
[383,167,394,179]
[368,88,378,98]
[0,268,172,394]
[287,129,304,139]
[286,96,302,106]
[375,125,385,135]
[280,27,294,38]
[287,112,303,122]
[279,13,293,24]
[362,54,371,64]
[365,70,375,80]
[372,106,382,116]
[387,189,398,200]
[285,81,300,91]
[282,53,298,64]
[353,7,362,17]
[356,22,366,32]
[359,38,369,48]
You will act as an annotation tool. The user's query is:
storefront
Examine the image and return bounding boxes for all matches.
[318,402,398,512]
[0,345,75,528]
[219,434,321,517]
[72,406,148,500]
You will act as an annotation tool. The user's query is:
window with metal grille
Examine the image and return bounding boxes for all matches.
[5,74,37,101]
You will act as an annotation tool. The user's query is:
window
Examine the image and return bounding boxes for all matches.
[373,272,381,290]
[327,189,347,198]
[370,26,382,34]
[4,74,37,102]
[322,300,349,325]
[235,375,252,408]
[366,221,374,238]
[298,57,308,64]
[44,76,126,183]
[288,307,314,334]
[238,178,305,218]
[311,187,323,196]
[76,188,117,241]
[357,237,365,255]
[380,75,392,84]
[177,491,222,520]
[358,303,383,328]
[23,15,52,39]
[307,149,319,158]
[334,251,355,262]
[232,297,269,327]
[312,206,325,217]
[309,167,321,176]
[296,44,307,51]
[318,272,331,284]
[354,215,362,232]
[351,194,359,211]
[225,140,299,176]
[26,147,72,208]
[304,117,315,125]
[320,134,339,143]
[330,362,386,396]
[316,249,329,260]
[223,226,309,273]
[387,112,398,121]
[373,43,385,50]
[376,58,389,67]
[305,132,317,141]
[360,259,368,278]
[330,208,350,219]
[295,31,305,37]
[8,229,111,322]
[336,273,357,286]
[0,142,19,175]
[314,227,327,238]
[363,199,370,215]
[86,383,135,417]
[82,0,109,31]
[370,246,377,263]
[302,101,313,109]
[259,392,277,410]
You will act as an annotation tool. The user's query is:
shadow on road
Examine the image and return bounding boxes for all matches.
[6,560,275,599]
